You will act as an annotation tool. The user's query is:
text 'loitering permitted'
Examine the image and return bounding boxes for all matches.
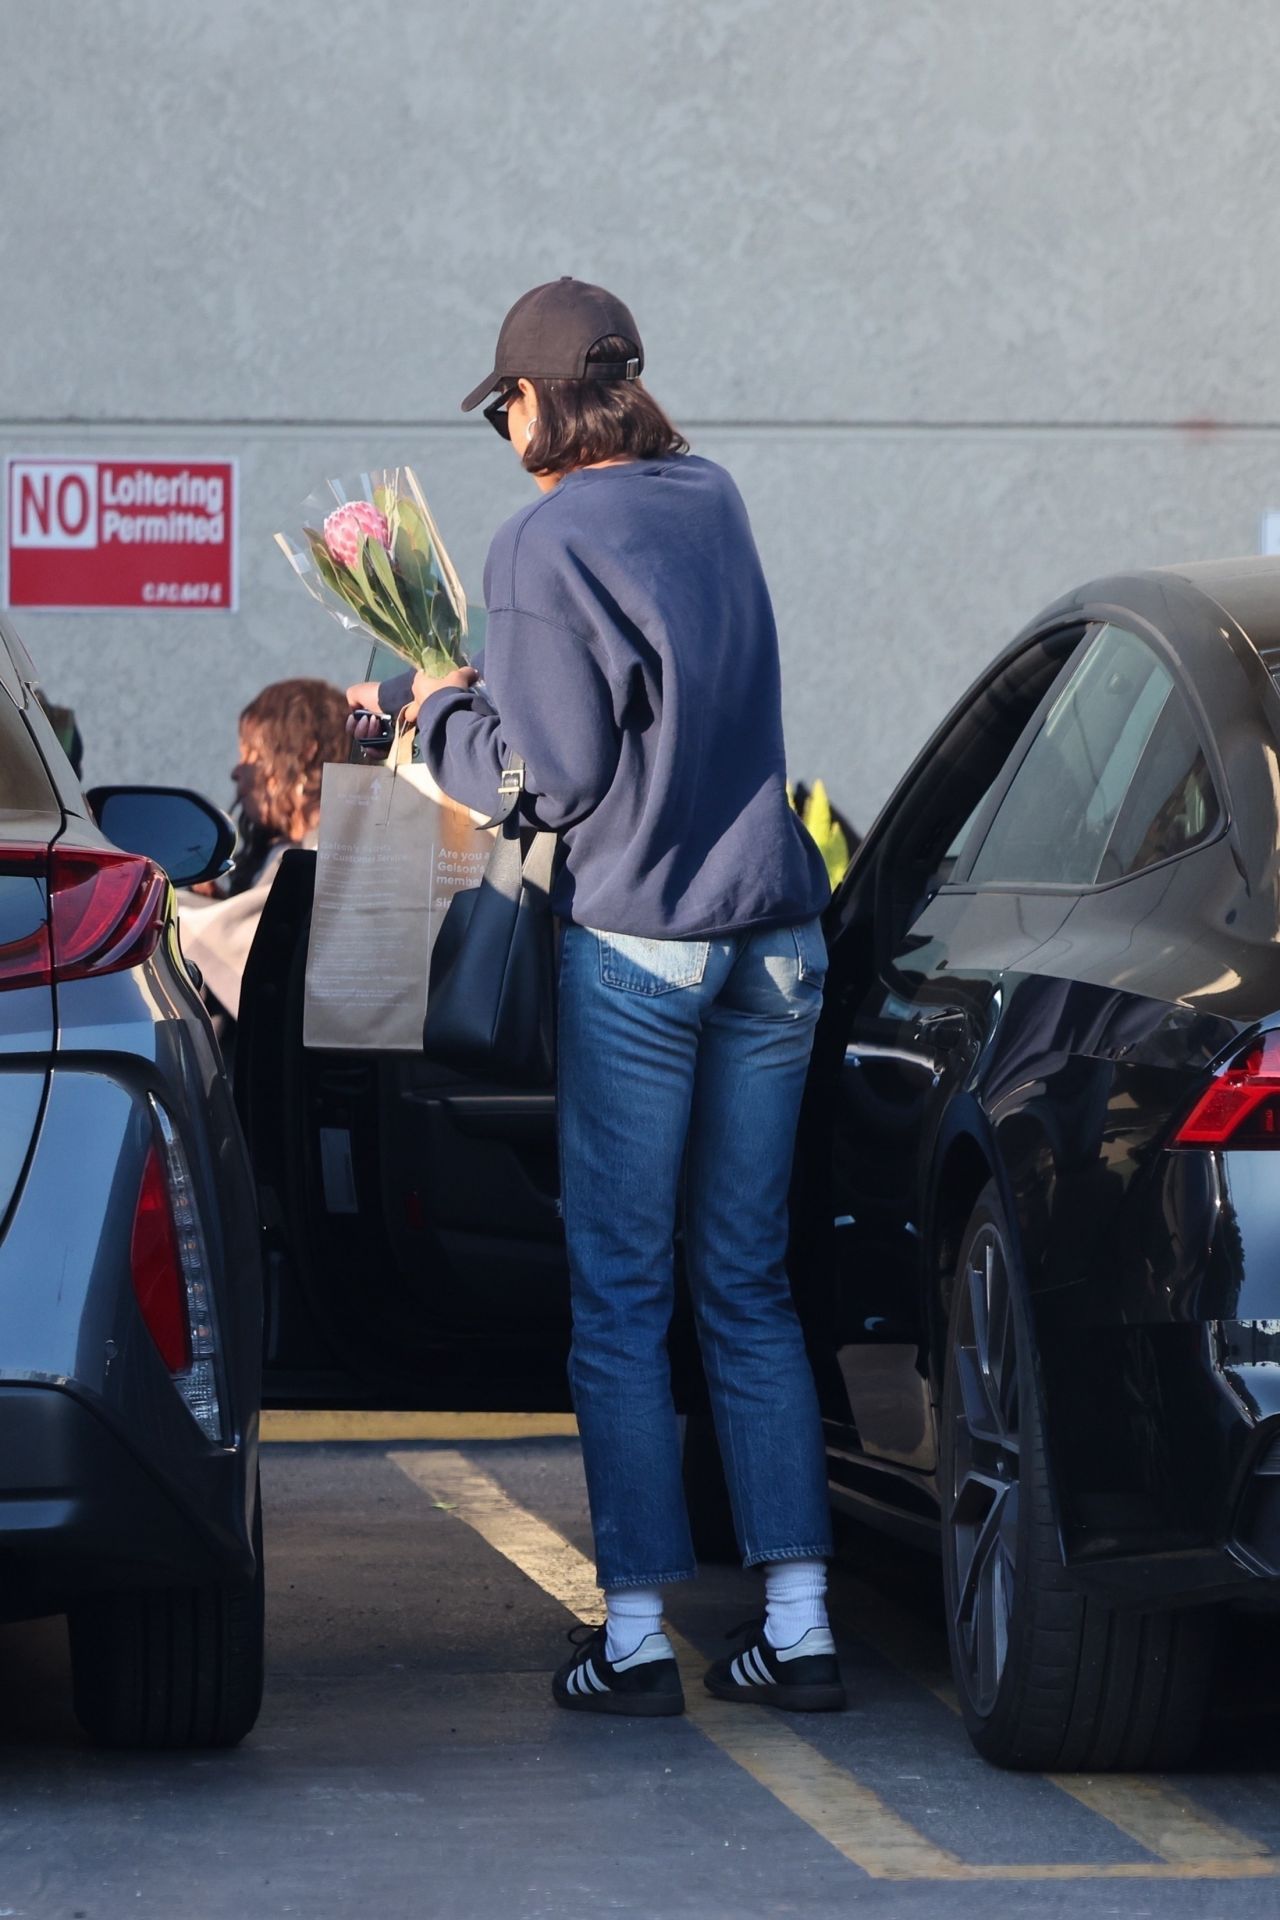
[3,458,237,610]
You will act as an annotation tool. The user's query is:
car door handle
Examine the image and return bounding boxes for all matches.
[915,1009,966,1050]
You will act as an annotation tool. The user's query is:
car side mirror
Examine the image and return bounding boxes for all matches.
[87,786,236,889]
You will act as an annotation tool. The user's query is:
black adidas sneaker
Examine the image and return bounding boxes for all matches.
[704,1623,846,1712]
[552,1624,685,1717]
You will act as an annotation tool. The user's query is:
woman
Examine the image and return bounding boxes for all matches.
[348,278,843,1717]
[181,677,349,1024]
[230,678,351,894]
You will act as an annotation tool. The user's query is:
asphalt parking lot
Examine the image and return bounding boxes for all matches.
[4,1418,1280,1919]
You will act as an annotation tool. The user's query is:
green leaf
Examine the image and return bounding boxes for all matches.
[345,586,408,651]
[394,494,434,562]
[360,538,421,655]
[391,526,435,637]
[392,527,465,666]
[306,529,373,616]
[303,527,409,650]
[392,490,470,663]
[305,528,353,597]
[362,532,411,625]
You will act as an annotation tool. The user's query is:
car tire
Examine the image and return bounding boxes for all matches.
[683,1411,740,1564]
[67,1484,265,1750]
[940,1181,1216,1771]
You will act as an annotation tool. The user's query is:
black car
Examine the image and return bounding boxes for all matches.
[807,557,1280,1769]
[237,558,1280,1773]
[0,616,263,1749]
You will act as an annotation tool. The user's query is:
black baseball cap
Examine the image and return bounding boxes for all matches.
[460,277,644,412]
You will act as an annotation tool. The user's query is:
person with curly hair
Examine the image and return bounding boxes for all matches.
[180,677,349,1026]
[229,678,351,893]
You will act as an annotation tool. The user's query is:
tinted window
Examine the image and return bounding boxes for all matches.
[969,624,1219,888]
[1096,693,1219,881]
[888,628,1087,885]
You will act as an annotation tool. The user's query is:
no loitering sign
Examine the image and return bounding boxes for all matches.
[3,457,237,611]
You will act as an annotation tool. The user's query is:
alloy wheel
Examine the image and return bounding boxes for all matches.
[946,1222,1021,1718]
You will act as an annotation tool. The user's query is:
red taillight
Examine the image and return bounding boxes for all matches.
[50,848,166,980]
[0,849,51,989]
[0,844,165,992]
[130,1143,192,1372]
[1173,1031,1280,1148]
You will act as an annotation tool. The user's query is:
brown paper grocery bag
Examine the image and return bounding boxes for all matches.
[303,728,493,1051]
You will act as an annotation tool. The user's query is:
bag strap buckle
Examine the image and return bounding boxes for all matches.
[477,757,527,830]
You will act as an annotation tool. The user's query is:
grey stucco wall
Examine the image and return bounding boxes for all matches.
[3,0,1279,833]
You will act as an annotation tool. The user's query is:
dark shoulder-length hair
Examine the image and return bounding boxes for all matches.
[521,335,688,478]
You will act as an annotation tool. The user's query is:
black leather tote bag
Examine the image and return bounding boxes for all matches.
[422,757,557,1087]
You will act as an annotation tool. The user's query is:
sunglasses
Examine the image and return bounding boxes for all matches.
[483,384,521,441]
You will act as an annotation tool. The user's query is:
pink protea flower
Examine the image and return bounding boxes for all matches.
[323,499,392,568]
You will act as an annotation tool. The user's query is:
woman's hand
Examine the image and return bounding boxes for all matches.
[344,681,391,753]
[344,668,478,748]
[406,664,480,725]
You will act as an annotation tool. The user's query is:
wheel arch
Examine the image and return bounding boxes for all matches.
[929,1099,1078,1562]
[924,1102,1063,1415]
[924,1122,996,1406]
[936,1160,1218,1769]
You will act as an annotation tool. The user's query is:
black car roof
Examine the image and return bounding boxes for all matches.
[1153,557,1280,654]
[1078,557,1280,656]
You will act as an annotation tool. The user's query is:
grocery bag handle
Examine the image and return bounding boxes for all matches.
[364,714,418,827]
[389,714,417,771]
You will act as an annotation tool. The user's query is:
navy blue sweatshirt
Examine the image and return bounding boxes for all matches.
[381,454,829,939]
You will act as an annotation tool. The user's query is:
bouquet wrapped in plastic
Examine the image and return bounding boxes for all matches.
[275,468,468,674]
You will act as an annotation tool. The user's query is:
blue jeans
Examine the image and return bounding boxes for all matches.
[557,918,834,1590]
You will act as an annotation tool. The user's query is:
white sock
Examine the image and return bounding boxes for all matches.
[605,1586,664,1663]
[763,1558,829,1649]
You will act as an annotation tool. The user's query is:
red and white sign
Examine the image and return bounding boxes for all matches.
[3,458,237,611]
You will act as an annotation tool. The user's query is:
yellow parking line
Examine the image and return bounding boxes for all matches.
[262,1410,578,1443]
[390,1448,961,1881]
[392,1450,1280,1883]
[1058,1776,1268,1868]
[835,1573,1271,1869]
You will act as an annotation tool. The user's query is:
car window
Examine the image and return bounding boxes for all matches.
[944,797,986,863]
[968,623,1219,888]
[888,627,1089,883]
[1095,689,1219,881]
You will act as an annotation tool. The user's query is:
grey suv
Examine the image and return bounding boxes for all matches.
[0,616,263,1748]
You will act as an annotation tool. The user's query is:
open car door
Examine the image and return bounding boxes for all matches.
[237,841,572,1409]
[236,624,575,1409]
